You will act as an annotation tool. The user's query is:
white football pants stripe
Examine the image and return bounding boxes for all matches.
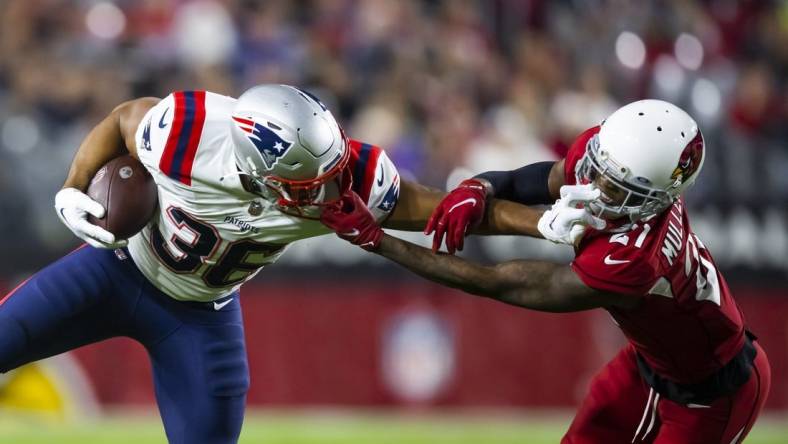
[632,388,660,443]
[729,426,746,444]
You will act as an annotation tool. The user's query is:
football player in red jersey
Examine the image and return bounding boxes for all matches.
[321,99,771,443]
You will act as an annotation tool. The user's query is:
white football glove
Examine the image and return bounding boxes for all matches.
[537,184,607,246]
[55,187,127,249]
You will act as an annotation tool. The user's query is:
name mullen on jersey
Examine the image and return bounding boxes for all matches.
[126,91,401,302]
[661,201,684,266]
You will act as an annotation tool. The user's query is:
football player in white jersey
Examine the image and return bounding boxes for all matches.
[0,84,546,444]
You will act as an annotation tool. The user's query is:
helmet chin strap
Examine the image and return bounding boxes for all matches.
[244,155,260,177]
[222,164,279,202]
[225,158,352,220]
[224,170,322,220]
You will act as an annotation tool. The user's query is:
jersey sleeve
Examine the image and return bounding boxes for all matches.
[563,126,600,186]
[134,91,207,186]
[348,140,400,222]
[571,231,659,296]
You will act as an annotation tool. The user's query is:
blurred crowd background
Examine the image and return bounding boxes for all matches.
[1,0,787,280]
[2,0,788,428]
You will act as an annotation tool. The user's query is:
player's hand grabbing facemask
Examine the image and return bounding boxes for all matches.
[320,191,383,251]
[424,179,488,254]
[55,188,127,249]
[537,184,607,246]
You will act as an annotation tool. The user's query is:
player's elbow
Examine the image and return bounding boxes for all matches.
[112,97,159,114]
[112,97,160,157]
[484,261,567,310]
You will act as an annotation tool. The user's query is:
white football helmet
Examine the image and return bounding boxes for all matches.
[230,84,350,208]
[576,99,705,221]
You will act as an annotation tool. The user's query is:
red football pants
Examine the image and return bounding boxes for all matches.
[562,343,770,443]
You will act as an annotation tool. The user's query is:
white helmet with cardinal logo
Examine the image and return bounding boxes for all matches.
[576,99,705,220]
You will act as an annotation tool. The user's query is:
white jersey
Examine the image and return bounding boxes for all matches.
[127,91,400,302]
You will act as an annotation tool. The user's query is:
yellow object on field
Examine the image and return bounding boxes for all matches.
[0,355,100,423]
[0,363,65,420]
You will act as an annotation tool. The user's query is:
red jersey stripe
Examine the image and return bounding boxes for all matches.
[178,91,207,186]
[159,92,187,179]
[358,146,381,203]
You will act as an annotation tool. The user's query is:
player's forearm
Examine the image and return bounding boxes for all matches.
[63,98,156,191]
[377,233,501,296]
[473,199,545,238]
[63,110,129,191]
[376,233,554,305]
[382,180,446,231]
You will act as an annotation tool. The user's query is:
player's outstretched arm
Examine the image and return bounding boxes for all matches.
[473,159,570,235]
[322,190,632,313]
[375,233,636,312]
[62,97,159,191]
[381,180,446,231]
[382,179,551,241]
[425,160,568,253]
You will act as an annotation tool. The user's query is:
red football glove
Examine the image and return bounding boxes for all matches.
[424,178,488,254]
[320,191,384,251]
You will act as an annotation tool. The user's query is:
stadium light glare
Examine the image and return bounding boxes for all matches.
[674,33,704,70]
[85,2,126,40]
[691,78,722,120]
[1,116,40,154]
[653,55,685,97]
[615,31,646,69]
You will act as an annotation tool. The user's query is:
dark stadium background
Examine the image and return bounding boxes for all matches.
[0,0,786,442]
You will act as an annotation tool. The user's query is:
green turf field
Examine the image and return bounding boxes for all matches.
[0,411,786,443]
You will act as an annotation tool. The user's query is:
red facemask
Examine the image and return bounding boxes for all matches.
[262,134,353,218]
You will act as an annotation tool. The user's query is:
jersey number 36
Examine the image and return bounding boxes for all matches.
[150,207,284,288]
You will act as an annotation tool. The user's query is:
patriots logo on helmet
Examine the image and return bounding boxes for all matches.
[233,116,293,169]
[377,175,400,211]
[671,131,704,183]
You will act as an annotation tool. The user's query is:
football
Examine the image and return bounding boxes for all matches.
[87,155,158,239]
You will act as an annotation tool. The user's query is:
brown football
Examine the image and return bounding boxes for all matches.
[87,155,158,239]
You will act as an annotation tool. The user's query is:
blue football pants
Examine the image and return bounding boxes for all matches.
[0,245,249,444]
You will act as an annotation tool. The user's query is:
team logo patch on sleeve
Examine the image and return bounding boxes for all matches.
[377,176,400,211]
[233,117,292,169]
[141,117,152,151]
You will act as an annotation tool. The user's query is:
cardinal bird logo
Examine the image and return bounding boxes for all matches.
[233,117,293,169]
[671,131,704,183]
